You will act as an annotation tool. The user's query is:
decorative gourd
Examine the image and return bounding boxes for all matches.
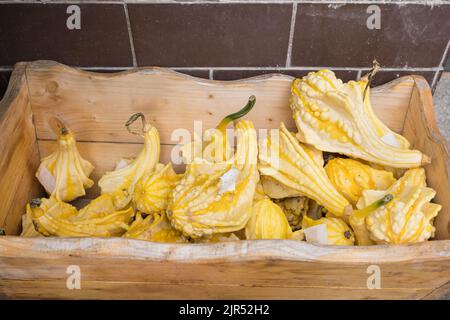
[358,168,441,244]
[258,122,349,216]
[123,212,185,243]
[99,113,160,209]
[346,194,393,245]
[302,215,355,246]
[290,69,429,168]
[168,97,260,238]
[325,158,396,204]
[133,163,182,215]
[36,127,94,202]
[29,197,134,237]
[245,199,293,240]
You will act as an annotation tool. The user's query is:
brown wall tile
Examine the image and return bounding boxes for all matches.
[173,69,210,79]
[292,4,450,68]
[128,4,292,67]
[213,69,357,81]
[369,70,436,87]
[0,4,133,67]
[0,71,11,101]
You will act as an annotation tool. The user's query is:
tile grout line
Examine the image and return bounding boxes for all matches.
[123,2,138,67]
[0,66,443,72]
[285,2,297,68]
[431,39,449,89]
[0,1,445,5]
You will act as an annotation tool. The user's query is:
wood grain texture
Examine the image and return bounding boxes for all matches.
[0,237,448,299]
[402,76,450,240]
[0,63,43,235]
[0,279,433,300]
[25,61,411,145]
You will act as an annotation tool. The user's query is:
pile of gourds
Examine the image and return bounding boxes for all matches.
[21,68,441,246]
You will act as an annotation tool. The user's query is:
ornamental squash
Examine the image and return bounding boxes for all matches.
[36,126,94,202]
[302,214,355,246]
[133,163,182,215]
[29,197,134,237]
[290,69,429,168]
[99,113,160,210]
[325,158,396,205]
[123,212,185,243]
[358,168,441,244]
[168,97,260,238]
[346,194,393,245]
[258,122,349,216]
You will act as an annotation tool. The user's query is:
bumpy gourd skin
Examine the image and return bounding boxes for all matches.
[258,122,349,216]
[99,114,160,210]
[245,199,293,240]
[168,120,259,238]
[325,158,396,205]
[123,212,185,243]
[290,70,427,168]
[302,215,355,246]
[133,163,182,215]
[358,168,441,244]
[36,129,94,202]
[29,197,134,237]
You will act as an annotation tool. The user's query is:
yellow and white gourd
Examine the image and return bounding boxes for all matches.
[290,69,429,168]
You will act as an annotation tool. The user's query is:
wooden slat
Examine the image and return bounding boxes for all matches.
[402,76,450,240]
[0,63,43,234]
[26,61,412,145]
[0,279,432,300]
[0,238,448,299]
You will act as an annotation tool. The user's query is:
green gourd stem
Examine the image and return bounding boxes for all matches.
[353,194,393,219]
[0,228,5,236]
[60,127,69,135]
[216,95,256,132]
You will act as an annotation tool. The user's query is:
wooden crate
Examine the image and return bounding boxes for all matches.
[0,61,448,300]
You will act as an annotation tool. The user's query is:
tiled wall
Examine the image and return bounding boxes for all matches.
[0,0,449,99]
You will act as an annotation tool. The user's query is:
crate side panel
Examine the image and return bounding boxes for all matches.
[0,64,43,234]
[26,62,412,144]
[402,77,450,240]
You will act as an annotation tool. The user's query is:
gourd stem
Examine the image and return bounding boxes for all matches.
[0,228,5,236]
[217,95,256,132]
[354,194,393,219]
[362,59,380,101]
[126,112,148,135]
[30,198,42,208]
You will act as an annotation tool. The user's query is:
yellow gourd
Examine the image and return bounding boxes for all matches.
[302,215,355,246]
[258,122,349,216]
[359,168,441,244]
[99,113,160,209]
[169,97,260,238]
[123,212,185,243]
[325,158,396,204]
[290,69,429,168]
[36,127,94,202]
[347,194,393,245]
[245,199,293,240]
[133,163,182,215]
[29,197,134,237]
